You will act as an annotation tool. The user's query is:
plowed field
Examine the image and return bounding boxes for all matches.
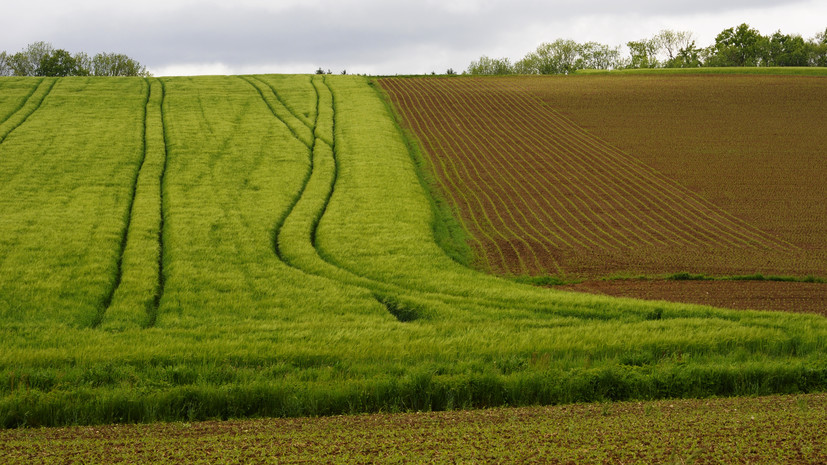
[378,74,827,311]
[3,393,825,464]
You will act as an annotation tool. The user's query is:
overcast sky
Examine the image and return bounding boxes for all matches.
[2,0,825,76]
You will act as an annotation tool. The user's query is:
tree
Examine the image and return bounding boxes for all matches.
[8,41,54,76]
[670,41,704,68]
[708,23,765,66]
[517,39,583,74]
[74,52,92,76]
[0,51,11,76]
[808,28,827,67]
[763,31,809,66]
[579,42,623,70]
[626,38,660,68]
[467,55,513,75]
[656,30,694,64]
[91,52,150,76]
[36,49,80,76]
[0,43,148,76]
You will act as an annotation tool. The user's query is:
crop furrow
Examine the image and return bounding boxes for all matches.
[435,78,642,251]
[525,90,790,251]
[409,79,571,274]
[400,79,539,274]
[569,116,800,251]
[0,77,57,145]
[518,93,756,249]
[463,78,700,250]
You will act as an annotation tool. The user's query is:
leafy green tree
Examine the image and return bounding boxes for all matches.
[73,52,93,76]
[708,23,765,66]
[626,38,660,68]
[36,49,80,76]
[516,39,583,74]
[763,31,809,66]
[91,52,150,76]
[668,41,704,68]
[579,42,624,70]
[808,28,827,66]
[8,41,54,76]
[467,55,513,75]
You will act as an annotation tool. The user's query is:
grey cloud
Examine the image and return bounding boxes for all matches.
[12,0,818,73]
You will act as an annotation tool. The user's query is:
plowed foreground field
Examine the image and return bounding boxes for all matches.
[3,393,825,464]
[378,74,827,312]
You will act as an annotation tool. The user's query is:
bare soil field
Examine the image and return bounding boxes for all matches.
[560,279,827,315]
[3,393,824,464]
[379,74,826,311]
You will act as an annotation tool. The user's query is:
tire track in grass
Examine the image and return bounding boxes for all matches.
[0,77,57,145]
[149,79,170,328]
[242,78,315,265]
[0,78,42,126]
[251,75,316,132]
[262,76,458,321]
[239,76,314,149]
[267,77,509,317]
[95,78,168,329]
[91,79,153,328]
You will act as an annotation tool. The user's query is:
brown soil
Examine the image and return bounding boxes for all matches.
[379,76,825,279]
[558,279,827,315]
[379,74,826,311]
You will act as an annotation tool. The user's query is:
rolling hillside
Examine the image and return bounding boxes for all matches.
[0,74,825,427]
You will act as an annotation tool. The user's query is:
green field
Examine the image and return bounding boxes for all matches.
[1,74,826,427]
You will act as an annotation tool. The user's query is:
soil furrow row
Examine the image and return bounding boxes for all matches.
[547,104,799,252]
[434,78,646,251]
[465,78,731,250]
[400,79,540,274]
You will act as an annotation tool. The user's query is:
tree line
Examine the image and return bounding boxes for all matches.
[468,24,827,75]
[0,41,150,77]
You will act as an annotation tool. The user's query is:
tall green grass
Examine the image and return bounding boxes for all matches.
[0,77,146,327]
[0,74,825,428]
